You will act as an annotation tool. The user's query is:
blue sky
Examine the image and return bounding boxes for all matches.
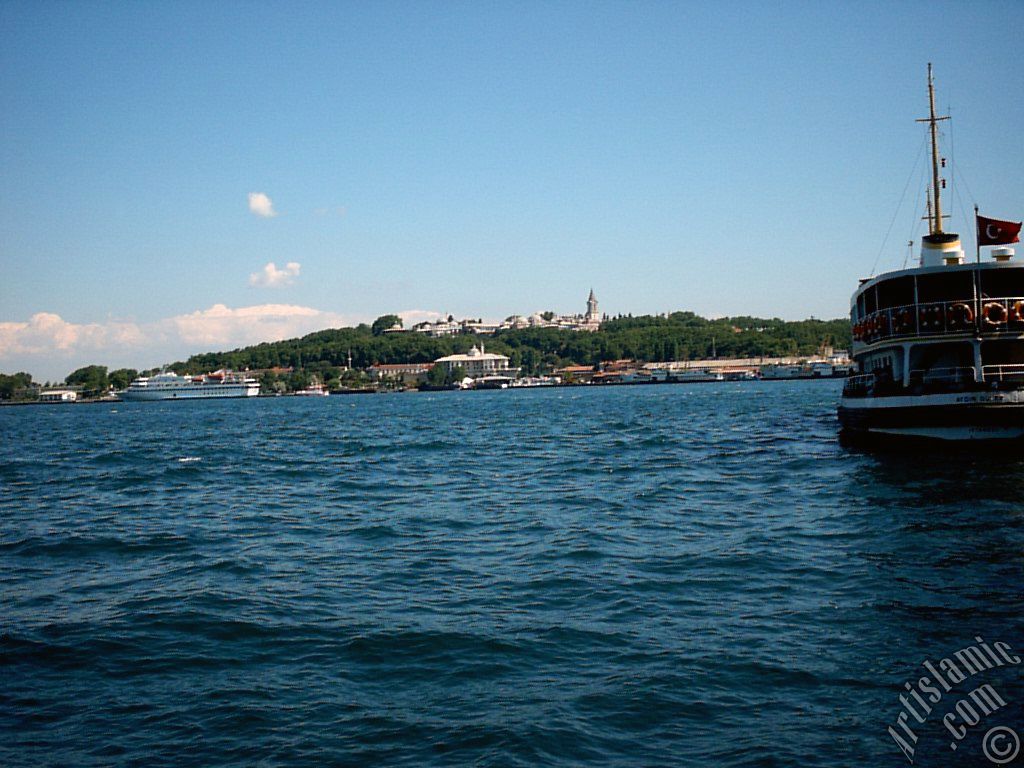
[2,1,1022,380]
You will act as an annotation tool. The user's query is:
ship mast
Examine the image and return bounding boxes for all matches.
[917,63,950,235]
[914,66,963,267]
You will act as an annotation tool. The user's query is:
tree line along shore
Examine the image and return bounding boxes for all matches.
[1,312,850,400]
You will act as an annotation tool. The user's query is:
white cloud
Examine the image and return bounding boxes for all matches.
[249,261,301,287]
[248,192,277,218]
[398,309,445,326]
[167,303,344,348]
[0,303,364,381]
[0,313,145,356]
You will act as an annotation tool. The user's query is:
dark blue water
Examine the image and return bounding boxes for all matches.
[2,381,1022,767]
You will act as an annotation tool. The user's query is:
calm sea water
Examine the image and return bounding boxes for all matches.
[2,381,1022,767]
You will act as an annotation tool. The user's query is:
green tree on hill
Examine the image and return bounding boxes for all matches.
[108,368,138,390]
[426,364,448,387]
[172,312,851,380]
[372,314,402,336]
[0,372,34,400]
[66,365,108,396]
[288,369,311,392]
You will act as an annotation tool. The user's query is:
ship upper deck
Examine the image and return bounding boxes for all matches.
[851,259,1024,310]
[850,259,1024,347]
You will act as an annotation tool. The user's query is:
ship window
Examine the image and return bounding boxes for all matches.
[981,340,1024,366]
[908,341,974,373]
[979,268,1024,300]
[916,271,974,303]
[864,289,876,314]
[876,276,915,310]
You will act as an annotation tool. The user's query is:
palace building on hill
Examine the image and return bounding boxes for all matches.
[411,289,604,337]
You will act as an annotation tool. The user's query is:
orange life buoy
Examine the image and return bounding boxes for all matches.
[1011,300,1024,323]
[983,302,1008,326]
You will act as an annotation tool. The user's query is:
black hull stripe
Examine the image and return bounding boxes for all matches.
[838,403,1024,430]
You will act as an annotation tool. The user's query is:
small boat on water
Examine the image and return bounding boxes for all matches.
[294,382,330,397]
[472,375,516,390]
[509,376,560,387]
[838,65,1023,442]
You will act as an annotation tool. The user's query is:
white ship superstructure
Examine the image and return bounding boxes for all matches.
[120,370,260,401]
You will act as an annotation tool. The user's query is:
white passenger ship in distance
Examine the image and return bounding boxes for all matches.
[838,65,1024,442]
[120,370,260,401]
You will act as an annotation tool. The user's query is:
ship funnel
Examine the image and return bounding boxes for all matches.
[992,247,1015,262]
[920,232,964,267]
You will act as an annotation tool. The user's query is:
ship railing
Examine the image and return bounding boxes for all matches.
[855,295,1024,344]
[842,373,876,397]
[982,364,1024,383]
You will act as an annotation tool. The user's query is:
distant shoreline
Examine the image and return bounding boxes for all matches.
[1,374,846,408]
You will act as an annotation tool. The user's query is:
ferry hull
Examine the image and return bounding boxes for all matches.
[838,396,1024,441]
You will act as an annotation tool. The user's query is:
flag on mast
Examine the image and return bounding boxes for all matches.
[977,213,1022,246]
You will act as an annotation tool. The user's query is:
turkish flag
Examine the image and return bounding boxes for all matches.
[977,214,1022,246]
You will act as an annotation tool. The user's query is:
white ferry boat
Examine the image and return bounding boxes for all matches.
[674,369,725,383]
[838,65,1023,442]
[120,370,260,401]
[759,364,805,380]
[760,360,847,379]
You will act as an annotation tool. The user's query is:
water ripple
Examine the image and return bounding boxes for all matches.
[2,381,1022,767]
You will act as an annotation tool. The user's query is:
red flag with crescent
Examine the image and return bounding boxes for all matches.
[977,214,1022,246]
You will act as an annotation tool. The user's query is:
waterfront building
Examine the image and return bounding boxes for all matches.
[554,364,597,383]
[601,359,637,373]
[367,362,435,387]
[433,344,518,379]
[39,389,77,403]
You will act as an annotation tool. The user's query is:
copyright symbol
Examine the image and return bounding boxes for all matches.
[983,726,1021,765]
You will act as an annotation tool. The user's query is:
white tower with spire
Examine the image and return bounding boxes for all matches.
[581,289,601,330]
[585,289,599,321]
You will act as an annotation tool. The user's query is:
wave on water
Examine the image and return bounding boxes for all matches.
[2,381,1022,767]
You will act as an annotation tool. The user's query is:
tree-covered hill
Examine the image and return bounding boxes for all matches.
[176,312,850,376]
